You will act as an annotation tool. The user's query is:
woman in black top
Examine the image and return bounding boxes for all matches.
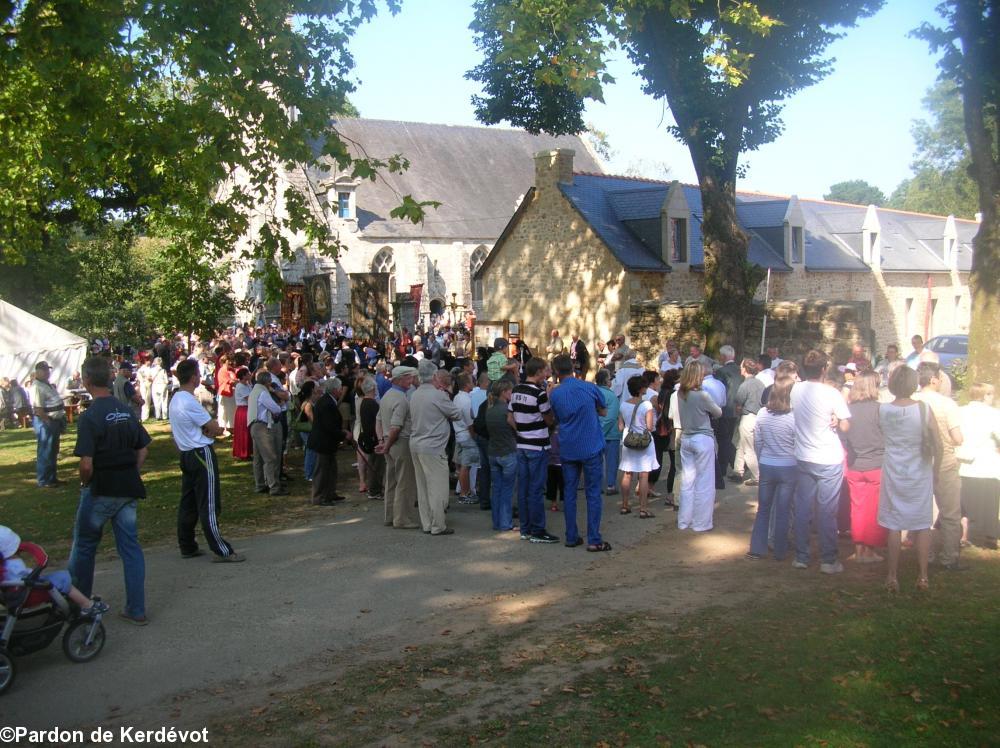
[357,377,383,500]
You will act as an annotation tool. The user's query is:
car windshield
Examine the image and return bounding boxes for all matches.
[928,337,968,354]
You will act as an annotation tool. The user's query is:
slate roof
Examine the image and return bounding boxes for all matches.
[548,172,978,274]
[288,118,603,240]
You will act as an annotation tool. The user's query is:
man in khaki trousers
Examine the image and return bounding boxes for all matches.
[914,362,966,570]
[409,360,461,535]
[376,366,421,529]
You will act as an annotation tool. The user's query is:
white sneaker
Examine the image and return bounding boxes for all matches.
[791,560,808,569]
[820,561,844,574]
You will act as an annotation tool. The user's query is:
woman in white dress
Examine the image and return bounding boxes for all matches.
[878,366,941,592]
[618,375,658,518]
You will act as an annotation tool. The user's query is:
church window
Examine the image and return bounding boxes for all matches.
[470,245,488,303]
[372,247,396,299]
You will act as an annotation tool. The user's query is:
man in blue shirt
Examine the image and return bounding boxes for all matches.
[548,355,611,552]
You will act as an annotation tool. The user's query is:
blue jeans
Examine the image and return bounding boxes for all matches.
[33,416,61,486]
[750,463,797,559]
[490,452,517,531]
[794,460,844,565]
[516,449,549,536]
[563,451,604,546]
[603,439,620,490]
[303,447,317,481]
[68,487,146,618]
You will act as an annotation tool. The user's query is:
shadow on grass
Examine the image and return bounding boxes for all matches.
[0,422,351,559]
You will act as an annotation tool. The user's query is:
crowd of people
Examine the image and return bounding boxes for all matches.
[3,319,999,626]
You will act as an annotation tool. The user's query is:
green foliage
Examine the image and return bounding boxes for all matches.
[46,226,150,345]
[913,0,999,388]
[825,179,886,206]
[887,81,980,218]
[0,0,424,302]
[143,236,236,344]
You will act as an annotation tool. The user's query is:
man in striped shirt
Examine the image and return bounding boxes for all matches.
[508,358,558,543]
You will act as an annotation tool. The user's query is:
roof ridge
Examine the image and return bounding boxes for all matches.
[332,116,579,137]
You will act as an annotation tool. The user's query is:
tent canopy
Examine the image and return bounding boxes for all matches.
[0,299,88,393]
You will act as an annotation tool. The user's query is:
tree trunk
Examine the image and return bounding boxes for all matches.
[699,172,759,356]
[954,0,1000,388]
[966,216,999,387]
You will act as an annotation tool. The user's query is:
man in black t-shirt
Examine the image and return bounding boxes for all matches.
[68,356,151,626]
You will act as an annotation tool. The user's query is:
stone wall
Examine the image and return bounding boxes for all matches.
[628,299,873,369]
[479,151,631,352]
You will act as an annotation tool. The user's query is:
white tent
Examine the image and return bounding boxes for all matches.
[0,299,88,393]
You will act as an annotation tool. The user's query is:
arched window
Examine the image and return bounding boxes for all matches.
[470,245,488,304]
[371,247,396,299]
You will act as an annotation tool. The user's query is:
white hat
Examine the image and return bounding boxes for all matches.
[0,525,21,560]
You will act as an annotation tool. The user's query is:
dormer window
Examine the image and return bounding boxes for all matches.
[326,175,360,223]
[791,226,804,264]
[661,181,690,266]
[670,218,687,262]
[782,195,805,266]
[861,204,881,269]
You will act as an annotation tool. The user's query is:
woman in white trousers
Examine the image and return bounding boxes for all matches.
[677,361,722,531]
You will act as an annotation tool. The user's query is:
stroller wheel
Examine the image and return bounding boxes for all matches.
[62,619,106,663]
[0,648,15,694]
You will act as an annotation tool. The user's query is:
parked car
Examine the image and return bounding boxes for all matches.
[924,334,968,371]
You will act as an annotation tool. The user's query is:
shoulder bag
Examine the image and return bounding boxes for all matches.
[623,400,652,450]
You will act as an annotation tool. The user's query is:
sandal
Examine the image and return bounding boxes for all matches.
[884,579,899,594]
[916,577,929,591]
[586,542,613,552]
[620,507,632,515]
[639,510,655,519]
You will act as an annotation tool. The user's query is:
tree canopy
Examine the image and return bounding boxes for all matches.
[0,0,432,302]
[914,0,999,386]
[887,80,980,219]
[468,0,882,351]
[825,180,886,206]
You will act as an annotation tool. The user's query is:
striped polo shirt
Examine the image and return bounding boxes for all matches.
[509,382,551,451]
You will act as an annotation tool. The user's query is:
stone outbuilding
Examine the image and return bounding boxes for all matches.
[475,148,975,364]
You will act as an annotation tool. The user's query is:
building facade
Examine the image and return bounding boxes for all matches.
[228,119,602,329]
[477,149,975,363]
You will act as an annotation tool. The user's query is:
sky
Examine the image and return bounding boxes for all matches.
[346,0,945,201]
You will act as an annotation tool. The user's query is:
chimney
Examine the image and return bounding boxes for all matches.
[534,149,575,192]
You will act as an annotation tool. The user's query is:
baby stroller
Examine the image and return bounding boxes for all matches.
[0,542,106,694]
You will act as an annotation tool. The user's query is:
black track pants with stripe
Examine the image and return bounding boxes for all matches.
[178,445,235,557]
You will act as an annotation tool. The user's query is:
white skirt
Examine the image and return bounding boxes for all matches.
[619,434,659,473]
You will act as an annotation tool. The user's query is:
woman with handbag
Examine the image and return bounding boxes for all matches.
[878,366,941,592]
[617,375,658,518]
[677,361,723,532]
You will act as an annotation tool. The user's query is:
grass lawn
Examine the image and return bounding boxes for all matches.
[0,421,326,559]
[210,553,1000,747]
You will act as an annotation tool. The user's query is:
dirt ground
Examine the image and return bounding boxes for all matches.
[6,476,900,743]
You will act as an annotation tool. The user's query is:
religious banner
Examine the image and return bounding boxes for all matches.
[409,283,423,329]
[303,274,332,323]
[349,272,391,342]
[395,292,416,335]
[280,284,306,331]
